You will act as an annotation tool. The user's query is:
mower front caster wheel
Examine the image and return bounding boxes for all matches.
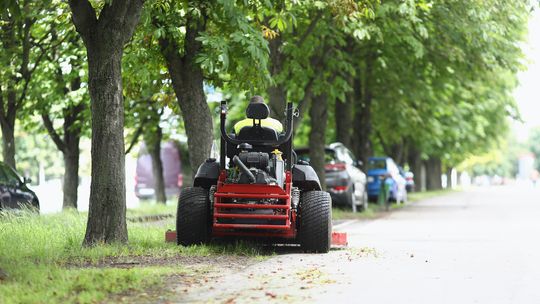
[298,191,332,253]
[176,187,211,246]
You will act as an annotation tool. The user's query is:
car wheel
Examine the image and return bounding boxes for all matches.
[360,189,369,212]
[298,191,332,253]
[349,187,358,213]
[176,187,211,246]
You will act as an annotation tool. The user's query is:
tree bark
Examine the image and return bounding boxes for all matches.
[159,12,213,179]
[69,0,143,245]
[446,166,453,189]
[335,93,353,148]
[352,50,376,171]
[62,103,83,209]
[309,94,328,190]
[352,78,371,169]
[425,156,442,190]
[407,146,422,192]
[0,108,16,169]
[146,126,166,204]
[389,142,404,166]
[63,148,80,209]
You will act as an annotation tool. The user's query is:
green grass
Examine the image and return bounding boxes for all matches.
[407,188,459,202]
[126,200,177,218]
[332,205,378,220]
[0,209,266,304]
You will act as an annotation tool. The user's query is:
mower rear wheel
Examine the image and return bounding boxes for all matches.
[298,191,332,253]
[176,187,210,246]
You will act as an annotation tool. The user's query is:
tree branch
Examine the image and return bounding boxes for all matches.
[68,0,97,40]
[296,10,323,48]
[125,124,144,155]
[0,86,4,119]
[42,114,66,153]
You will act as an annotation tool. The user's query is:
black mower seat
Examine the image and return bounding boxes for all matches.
[237,125,279,142]
[246,100,270,119]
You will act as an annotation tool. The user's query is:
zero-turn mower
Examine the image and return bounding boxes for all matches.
[176,97,333,252]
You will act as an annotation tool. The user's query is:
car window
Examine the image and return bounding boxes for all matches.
[296,149,337,164]
[368,159,386,170]
[336,148,354,165]
[387,160,399,175]
[1,165,21,185]
[345,149,357,165]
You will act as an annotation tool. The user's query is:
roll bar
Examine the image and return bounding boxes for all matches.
[220,100,294,147]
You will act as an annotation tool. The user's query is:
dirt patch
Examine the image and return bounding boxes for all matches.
[69,254,255,270]
[98,254,260,303]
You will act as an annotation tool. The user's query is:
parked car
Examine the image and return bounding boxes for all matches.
[367,157,407,202]
[296,143,368,211]
[0,162,39,211]
[398,166,415,192]
[135,141,183,199]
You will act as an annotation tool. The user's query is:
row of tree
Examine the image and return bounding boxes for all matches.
[0,0,530,244]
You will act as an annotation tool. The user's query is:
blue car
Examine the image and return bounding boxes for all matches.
[366,157,407,202]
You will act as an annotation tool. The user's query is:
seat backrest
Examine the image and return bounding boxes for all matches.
[246,102,270,119]
[237,126,278,142]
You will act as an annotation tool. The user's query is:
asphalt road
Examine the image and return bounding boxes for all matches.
[178,185,540,303]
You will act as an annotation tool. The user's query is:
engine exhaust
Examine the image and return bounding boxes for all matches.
[233,155,256,183]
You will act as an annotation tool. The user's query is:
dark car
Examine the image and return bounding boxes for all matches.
[135,141,183,199]
[296,143,368,211]
[0,162,39,210]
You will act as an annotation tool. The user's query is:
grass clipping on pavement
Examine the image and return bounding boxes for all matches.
[0,210,262,304]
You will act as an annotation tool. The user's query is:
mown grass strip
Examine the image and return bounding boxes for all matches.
[332,188,460,220]
[0,209,266,304]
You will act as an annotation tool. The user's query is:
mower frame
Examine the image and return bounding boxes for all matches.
[212,101,297,240]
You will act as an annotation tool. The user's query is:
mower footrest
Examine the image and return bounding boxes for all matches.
[213,223,290,230]
[214,214,288,220]
[214,203,289,210]
[215,193,289,199]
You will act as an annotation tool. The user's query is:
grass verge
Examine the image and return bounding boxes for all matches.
[0,209,266,304]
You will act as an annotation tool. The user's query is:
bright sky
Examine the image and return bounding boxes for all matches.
[514,8,540,141]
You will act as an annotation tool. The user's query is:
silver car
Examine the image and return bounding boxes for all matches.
[296,143,368,211]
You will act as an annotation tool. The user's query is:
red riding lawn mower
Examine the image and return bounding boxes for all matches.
[174,99,340,253]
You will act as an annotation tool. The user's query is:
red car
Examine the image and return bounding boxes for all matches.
[134,141,183,199]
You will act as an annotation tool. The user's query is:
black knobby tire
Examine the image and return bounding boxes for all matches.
[176,187,210,246]
[298,191,332,253]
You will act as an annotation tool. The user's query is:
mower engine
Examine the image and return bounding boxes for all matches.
[230,147,285,188]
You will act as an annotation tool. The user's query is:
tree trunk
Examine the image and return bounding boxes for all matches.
[446,166,453,189]
[352,76,372,169]
[425,157,442,190]
[389,143,404,166]
[0,89,17,169]
[0,115,16,169]
[335,93,353,148]
[309,94,328,190]
[159,14,213,179]
[352,51,376,171]
[69,0,144,245]
[63,148,80,209]
[267,37,287,123]
[61,104,83,210]
[407,146,422,192]
[146,126,166,204]
[83,45,128,244]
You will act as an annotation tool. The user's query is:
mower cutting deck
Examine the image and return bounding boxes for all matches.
[165,230,348,247]
[174,98,334,253]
